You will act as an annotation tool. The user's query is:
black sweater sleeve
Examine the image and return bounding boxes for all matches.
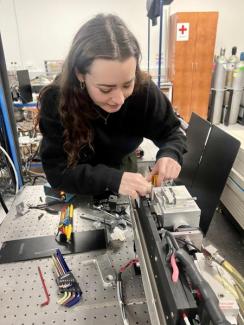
[39,87,123,195]
[142,81,187,164]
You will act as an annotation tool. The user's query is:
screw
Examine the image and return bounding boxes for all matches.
[106,274,114,282]
[38,213,44,220]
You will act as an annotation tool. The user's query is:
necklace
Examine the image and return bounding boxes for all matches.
[93,105,110,125]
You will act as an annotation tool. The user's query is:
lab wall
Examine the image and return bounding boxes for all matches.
[0,0,159,73]
[0,0,244,75]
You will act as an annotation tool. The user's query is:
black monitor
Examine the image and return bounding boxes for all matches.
[16,69,33,103]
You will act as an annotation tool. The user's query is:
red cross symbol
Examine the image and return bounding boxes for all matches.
[179,25,187,35]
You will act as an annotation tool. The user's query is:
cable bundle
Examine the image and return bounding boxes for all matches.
[117,258,139,325]
[52,249,82,307]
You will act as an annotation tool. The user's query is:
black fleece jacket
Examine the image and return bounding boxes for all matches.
[39,80,186,195]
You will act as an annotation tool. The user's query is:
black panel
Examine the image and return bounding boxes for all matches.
[176,113,240,234]
[190,126,240,233]
[177,112,211,188]
[0,230,107,264]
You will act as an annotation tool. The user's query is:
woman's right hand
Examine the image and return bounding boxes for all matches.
[118,172,152,199]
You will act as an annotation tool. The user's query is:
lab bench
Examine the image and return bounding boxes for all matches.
[0,185,150,325]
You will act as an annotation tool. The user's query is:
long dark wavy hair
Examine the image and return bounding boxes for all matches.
[38,14,146,167]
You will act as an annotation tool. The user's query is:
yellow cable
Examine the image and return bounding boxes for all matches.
[61,292,72,305]
[222,260,244,293]
[215,274,238,300]
[69,204,74,218]
[234,284,244,318]
[57,291,68,305]
[215,269,244,317]
[66,224,72,241]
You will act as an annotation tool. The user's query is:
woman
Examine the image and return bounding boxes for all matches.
[39,14,186,199]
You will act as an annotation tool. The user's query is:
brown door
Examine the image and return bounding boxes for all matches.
[190,12,218,119]
[169,13,198,121]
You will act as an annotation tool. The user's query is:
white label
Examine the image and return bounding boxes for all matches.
[176,23,190,41]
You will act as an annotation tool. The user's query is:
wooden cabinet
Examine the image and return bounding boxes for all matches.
[168,12,218,122]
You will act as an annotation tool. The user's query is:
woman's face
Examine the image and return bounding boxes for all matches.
[76,57,137,113]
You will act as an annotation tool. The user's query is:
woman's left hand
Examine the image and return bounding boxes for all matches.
[146,157,181,186]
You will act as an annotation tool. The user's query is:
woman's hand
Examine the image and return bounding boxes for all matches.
[119,172,152,199]
[147,157,181,186]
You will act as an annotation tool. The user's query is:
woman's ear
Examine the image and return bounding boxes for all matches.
[75,68,84,83]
